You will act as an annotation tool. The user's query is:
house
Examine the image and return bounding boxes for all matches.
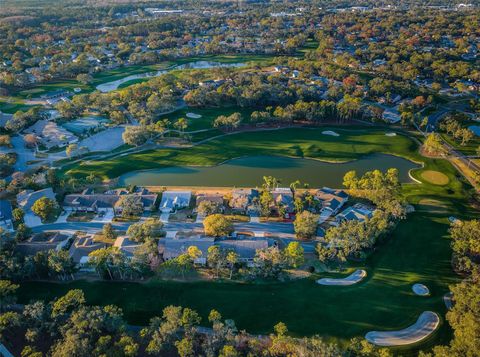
[217,239,269,266]
[16,232,71,256]
[17,188,56,227]
[159,191,192,213]
[113,236,141,258]
[69,235,106,264]
[0,200,13,232]
[162,237,215,265]
[195,194,224,212]
[335,204,373,224]
[316,187,348,214]
[271,188,294,214]
[24,120,78,149]
[230,189,259,214]
[382,108,401,124]
[63,188,158,214]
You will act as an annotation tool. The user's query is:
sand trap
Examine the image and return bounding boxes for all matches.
[385,132,397,137]
[412,283,430,296]
[186,112,202,119]
[365,311,440,346]
[322,130,340,137]
[443,292,453,310]
[316,269,367,286]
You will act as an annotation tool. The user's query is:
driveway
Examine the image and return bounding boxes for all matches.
[92,209,114,223]
[24,213,42,227]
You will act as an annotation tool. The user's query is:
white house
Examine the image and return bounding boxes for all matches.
[159,191,192,213]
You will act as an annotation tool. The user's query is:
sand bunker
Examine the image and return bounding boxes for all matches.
[365,311,440,346]
[412,283,430,296]
[443,292,453,310]
[186,112,202,119]
[316,269,367,286]
[385,132,397,137]
[322,130,340,137]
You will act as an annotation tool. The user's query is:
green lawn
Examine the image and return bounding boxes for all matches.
[65,127,420,179]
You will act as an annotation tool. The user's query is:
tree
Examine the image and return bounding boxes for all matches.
[226,251,238,279]
[31,197,58,222]
[203,214,233,237]
[51,289,85,318]
[102,223,117,240]
[187,246,202,262]
[213,113,242,131]
[12,207,24,223]
[65,144,78,158]
[127,219,163,242]
[122,126,150,146]
[48,250,77,281]
[284,242,304,268]
[423,133,447,156]
[197,200,221,216]
[15,223,31,241]
[294,211,319,239]
[76,73,93,84]
[118,195,143,218]
[174,118,188,132]
[0,280,19,311]
[207,245,225,278]
[253,246,285,279]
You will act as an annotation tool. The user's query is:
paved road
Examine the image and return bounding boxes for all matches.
[31,219,318,253]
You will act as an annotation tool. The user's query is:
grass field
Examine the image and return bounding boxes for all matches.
[65,127,420,179]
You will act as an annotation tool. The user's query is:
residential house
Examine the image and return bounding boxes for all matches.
[17,188,56,227]
[162,237,215,265]
[159,191,192,213]
[230,189,259,214]
[217,239,269,266]
[316,187,349,224]
[113,236,141,259]
[271,188,294,215]
[0,200,13,232]
[335,204,373,224]
[195,194,224,212]
[382,108,401,124]
[69,235,106,264]
[24,120,78,149]
[63,188,158,214]
[16,232,71,256]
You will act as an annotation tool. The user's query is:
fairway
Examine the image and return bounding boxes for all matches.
[65,127,420,180]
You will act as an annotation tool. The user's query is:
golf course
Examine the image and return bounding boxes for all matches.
[20,124,477,352]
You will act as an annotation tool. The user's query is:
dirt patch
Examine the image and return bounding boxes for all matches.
[420,170,450,185]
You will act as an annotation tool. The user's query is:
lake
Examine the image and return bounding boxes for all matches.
[119,154,420,187]
[96,61,245,92]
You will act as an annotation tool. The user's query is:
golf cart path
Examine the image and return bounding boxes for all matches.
[365,311,440,346]
[316,269,367,286]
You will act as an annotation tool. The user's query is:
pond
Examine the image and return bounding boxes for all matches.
[96,61,245,92]
[468,125,480,136]
[119,153,420,187]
